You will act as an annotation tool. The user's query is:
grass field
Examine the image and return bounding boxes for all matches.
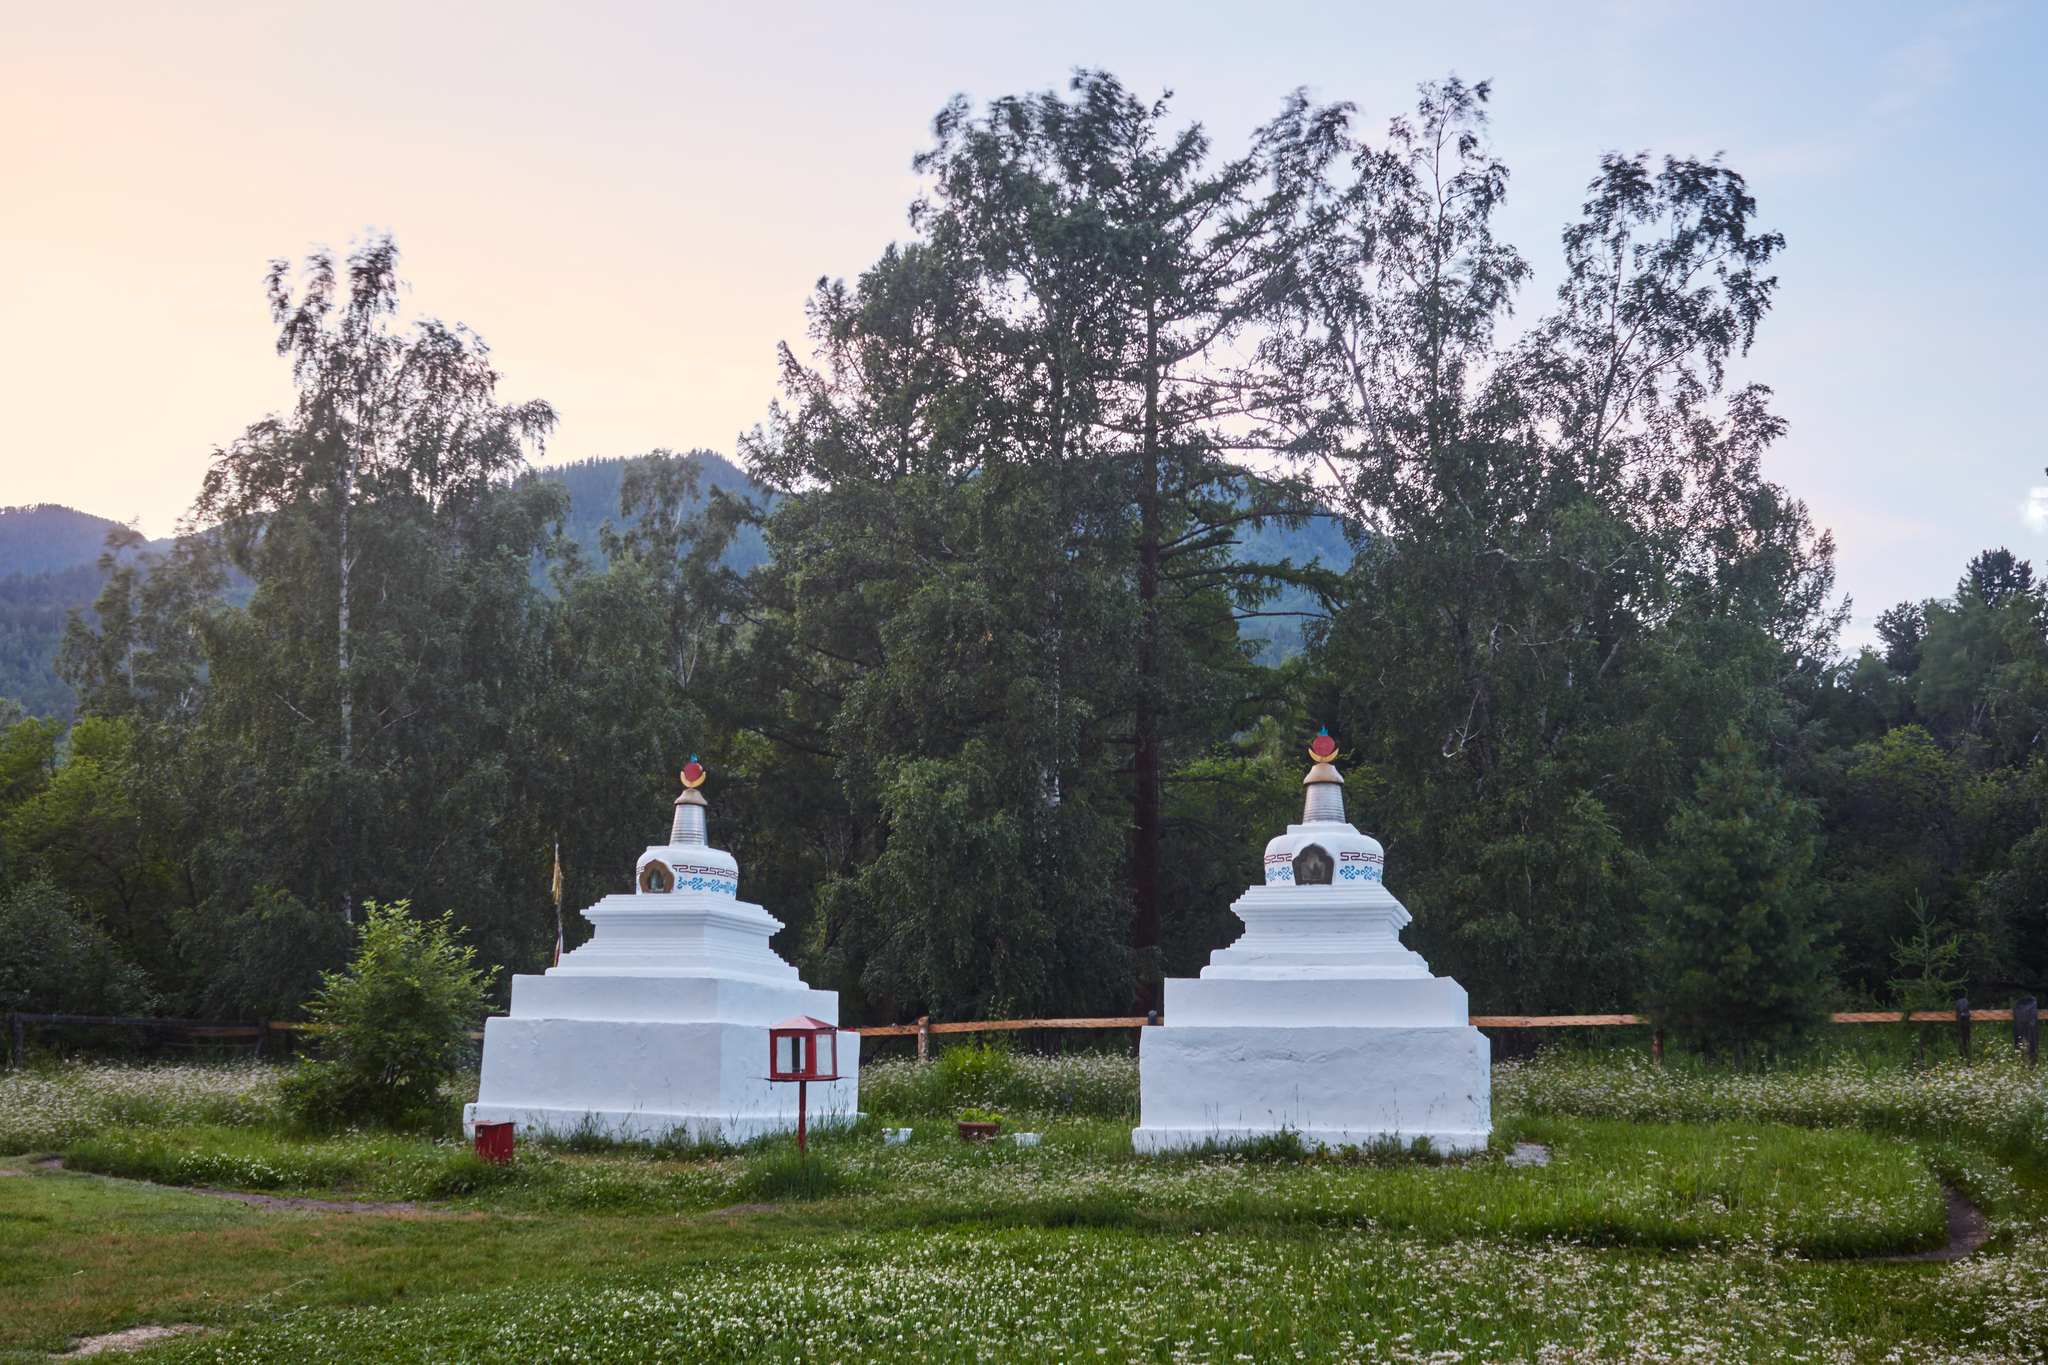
[2,1048,2045,1363]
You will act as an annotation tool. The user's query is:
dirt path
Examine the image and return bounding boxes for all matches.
[30,1157,437,1215]
[1881,1186,1989,1262]
[51,1324,213,1358]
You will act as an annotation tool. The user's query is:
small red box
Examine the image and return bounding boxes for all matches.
[473,1121,515,1165]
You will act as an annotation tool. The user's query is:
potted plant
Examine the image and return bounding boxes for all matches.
[957,1108,1003,1142]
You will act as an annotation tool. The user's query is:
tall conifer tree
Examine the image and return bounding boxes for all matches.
[1648,729,1828,1057]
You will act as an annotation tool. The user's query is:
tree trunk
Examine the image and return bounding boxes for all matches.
[337,418,359,923]
[1131,303,1163,1012]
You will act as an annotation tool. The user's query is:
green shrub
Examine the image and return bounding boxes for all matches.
[956,1108,1004,1125]
[737,1150,845,1201]
[279,901,495,1135]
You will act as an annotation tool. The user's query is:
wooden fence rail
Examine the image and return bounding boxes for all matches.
[849,1004,2038,1066]
[7,1013,483,1065]
[13,1001,2038,1068]
[849,1010,2016,1034]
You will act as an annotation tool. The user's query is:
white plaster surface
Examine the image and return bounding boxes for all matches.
[467,1015,859,1143]
[467,849,858,1140]
[1133,1025,1489,1153]
[1202,882,1430,980]
[543,892,795,981]
[1165,975,1469,1028]
[1134,795,1492,1154]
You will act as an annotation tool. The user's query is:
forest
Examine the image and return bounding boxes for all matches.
[2,73,2041,1045]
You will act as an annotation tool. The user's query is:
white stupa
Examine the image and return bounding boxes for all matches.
[1133,732,1489,1153]
[465,759,858,1142]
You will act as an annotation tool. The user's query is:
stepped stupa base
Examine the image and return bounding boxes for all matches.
[1131,1023,1489,1154]
[464,1012,859,1143]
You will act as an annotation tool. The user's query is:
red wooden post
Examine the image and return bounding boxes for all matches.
[1652,1028,1665,1066]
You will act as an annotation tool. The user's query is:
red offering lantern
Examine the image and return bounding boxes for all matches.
[768,1015,839,1153]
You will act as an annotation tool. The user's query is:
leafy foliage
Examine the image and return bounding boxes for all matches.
[279,902,495,1133]
[0,875,154,1017]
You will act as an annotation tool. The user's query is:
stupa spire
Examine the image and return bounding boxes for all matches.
[670,756,708,846]
[1302,729,1345,824]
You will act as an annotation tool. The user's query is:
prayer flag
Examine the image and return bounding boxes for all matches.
[552,840,564,967]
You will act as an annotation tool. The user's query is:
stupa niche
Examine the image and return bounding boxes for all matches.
[465,759,857,1142]
[1132,731,1490,1152]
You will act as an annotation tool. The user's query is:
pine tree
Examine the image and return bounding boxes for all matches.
[1648,729,1828,1059]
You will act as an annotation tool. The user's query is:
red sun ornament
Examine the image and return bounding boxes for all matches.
[1309,730,1338,761]
[681,758,706,788]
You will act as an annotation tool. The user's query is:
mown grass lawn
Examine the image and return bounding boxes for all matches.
[2,1048,2045,1363]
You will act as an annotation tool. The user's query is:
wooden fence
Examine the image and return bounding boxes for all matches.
[6,1014,477,1065]
[12,1001,2038,1068]
[845,1005,2038,1065]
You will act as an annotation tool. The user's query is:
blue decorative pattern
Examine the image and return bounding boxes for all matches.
[670,865,738,896]
[638,861,739,896]
[1268,848,1382,884]
[1337,850,1384,883]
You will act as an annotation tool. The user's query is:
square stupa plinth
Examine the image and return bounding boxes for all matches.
[1133,735,1489,1153]
[465,762,858,1143]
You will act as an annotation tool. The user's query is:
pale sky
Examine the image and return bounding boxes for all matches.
[2,1,2041,646]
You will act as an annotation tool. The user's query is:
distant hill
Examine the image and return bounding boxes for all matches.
[1225,513,1357,662]
[0,460,1353,717]
[0,504,132,578]
[526,452,773,574]
[0,507,136,721]
[0,563,102,720]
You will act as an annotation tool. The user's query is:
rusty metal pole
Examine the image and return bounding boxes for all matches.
[1653,1028,1665,1066]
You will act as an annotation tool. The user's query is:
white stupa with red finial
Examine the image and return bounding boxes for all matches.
[466,758,858,1142]
[1132,730,1490,1153]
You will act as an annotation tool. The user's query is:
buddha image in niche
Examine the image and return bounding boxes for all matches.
[1292,843,1334,885]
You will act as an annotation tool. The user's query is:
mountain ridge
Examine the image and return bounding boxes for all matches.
[0,457,1351,718]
